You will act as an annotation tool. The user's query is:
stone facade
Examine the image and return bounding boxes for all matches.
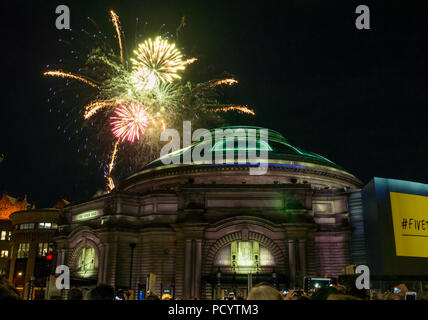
[56,174,362,298]
[8,209,60,299]
[54,127,363,299]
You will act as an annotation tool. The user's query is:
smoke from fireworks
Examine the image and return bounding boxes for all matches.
[44,10,255,192]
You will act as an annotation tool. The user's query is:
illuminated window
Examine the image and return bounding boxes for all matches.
[212,137,272,152]
[76,246,97,278]
[214,245,231,266]
[260,246,275,266]
[0,250,8,258]
[39,222,52,229]
[38,243,51,257]
[20,223,35,230]
[237,241,254,267]
[0,231,6,240]
[214,241,275,273]
[17,243,30,258]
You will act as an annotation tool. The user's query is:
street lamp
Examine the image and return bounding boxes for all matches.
[129,243,136,297]
[216,268,222,281]
[272,269,277,289]
[28,276,35,300]
[216,268,222,299]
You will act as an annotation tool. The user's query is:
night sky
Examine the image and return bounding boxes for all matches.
[1,1,427,207]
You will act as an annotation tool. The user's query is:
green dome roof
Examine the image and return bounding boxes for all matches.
[142,126,343,171]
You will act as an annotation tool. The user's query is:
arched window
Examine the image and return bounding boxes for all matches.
[214,241,275,273]
[73,245,98,278]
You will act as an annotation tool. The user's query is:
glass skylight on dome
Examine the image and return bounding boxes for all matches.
[211,137,272,152]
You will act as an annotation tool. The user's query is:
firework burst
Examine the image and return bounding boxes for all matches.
[130,36,190,90]
[44,10,254,192]
[110,103,149,143]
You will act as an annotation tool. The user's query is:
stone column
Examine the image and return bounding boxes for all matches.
[100,239,117,287]
[24,242,37,300]
[193,240,202,299]
[298,239,306,277]
[288,240,296,288]
[56,249,65,266]
[184,239,192,299]
[117,198,122,213]
[97,245,105,285]
[101,243,109,284]
[8,243,18,283]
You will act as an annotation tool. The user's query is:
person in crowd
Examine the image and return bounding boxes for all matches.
[331,283,347,294]
[291,295,310,301]
[0,276,20,300]
[393,283,408,300]
[145,292,160,300]
[247,282,283,300]
[385,293,402,300]
[380,283,409,300]
[283,289,310,300]
[90,284,115,300]
[69,287,83,300]
[310,286,342,300]
[327,294,362,300]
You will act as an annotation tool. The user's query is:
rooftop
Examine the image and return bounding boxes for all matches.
[124,126,358,182]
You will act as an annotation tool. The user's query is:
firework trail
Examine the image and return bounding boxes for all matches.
[208,78,238,88]
[44,71,99,88]
[110,10,124,64]
[84,101,112,119]
[183,57,198,65]
[106,139,120,191]
[84,99,131,120]
[212,105,255,115]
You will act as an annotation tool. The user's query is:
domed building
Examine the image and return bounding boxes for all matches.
[54,126,363,299]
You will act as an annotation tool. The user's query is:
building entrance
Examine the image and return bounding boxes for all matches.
[216,286,248,300]
[208,273,288,300]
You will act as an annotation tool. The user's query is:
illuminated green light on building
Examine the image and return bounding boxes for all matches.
[231,241,260,271]
[78,246,96,278]
[73,210,99,222]
[237,242,254,266]
[211,138,272,152]
[124,126,359,182]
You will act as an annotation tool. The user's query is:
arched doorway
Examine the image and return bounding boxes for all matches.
[202,229,289,299]
[212,240,278,299]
